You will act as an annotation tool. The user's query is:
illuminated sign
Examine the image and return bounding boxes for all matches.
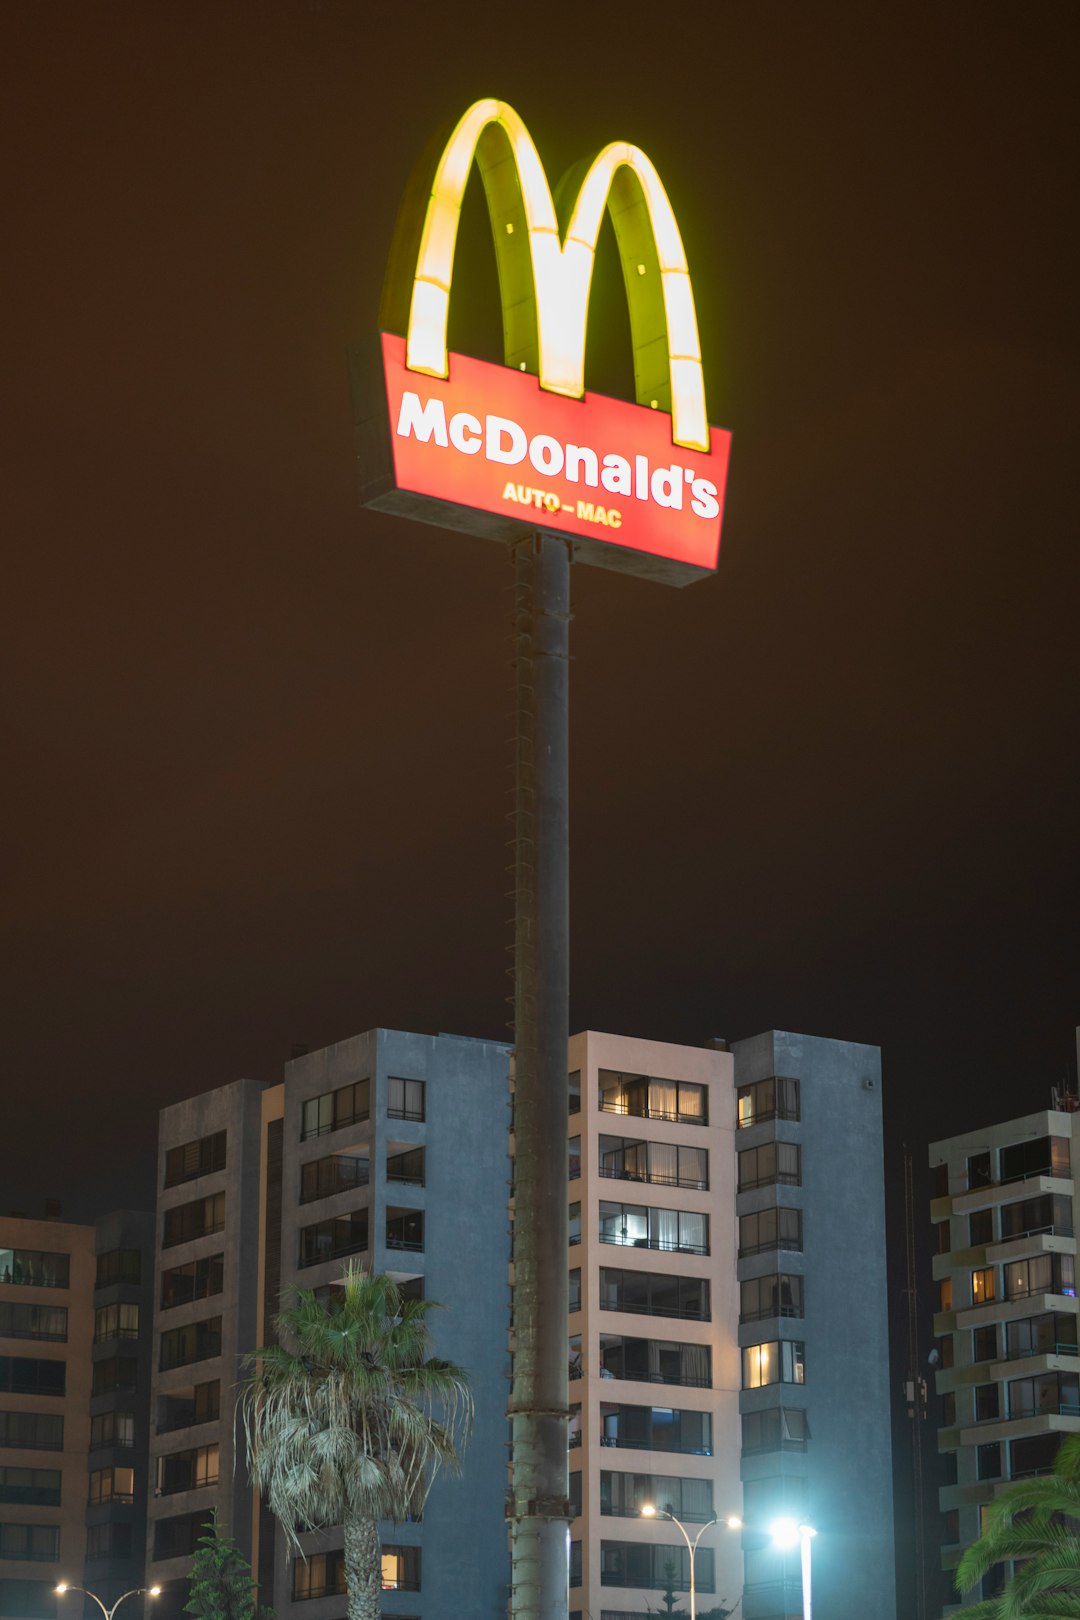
[353,98,731,586]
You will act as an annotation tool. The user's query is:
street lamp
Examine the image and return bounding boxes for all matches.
[769,1518,817,1620]
[55,1585,161,1620]
[640,1503,742,1620]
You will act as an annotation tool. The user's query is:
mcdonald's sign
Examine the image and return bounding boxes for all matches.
[352,98,731,586]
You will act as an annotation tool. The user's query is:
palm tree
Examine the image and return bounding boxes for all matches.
[955,1431,1080,1618]
[238,1264,472,1620]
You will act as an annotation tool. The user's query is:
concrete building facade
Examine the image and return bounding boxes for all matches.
[565,1030,743,1620]
[732,1030,895,1620]
[929,1104,1080,1611]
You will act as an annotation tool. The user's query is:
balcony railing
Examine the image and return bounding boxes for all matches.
[386,1236,424,1252]
[599,1235,708,1257]
[598,1167,708,1192]
[599,1100,707,1127]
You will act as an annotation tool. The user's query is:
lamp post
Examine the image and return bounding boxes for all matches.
[55,1585,161,1620]
[769,1518,816,1620]
[640,1504,742,1620]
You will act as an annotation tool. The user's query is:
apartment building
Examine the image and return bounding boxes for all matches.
[566,1029,895,1620]
[1,1208,157,1620]
[929,1103,1080,1611]
[566,1031,742,1620]
[144,1030,513,1620]
[732,1030,895,1620]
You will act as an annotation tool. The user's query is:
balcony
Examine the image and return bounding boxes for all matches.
[386,1210,424,1254]
[299,1154,370,1204]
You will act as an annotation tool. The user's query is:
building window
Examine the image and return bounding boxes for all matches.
[736,1076,800,1128]
[387,1078,425,1122]
[300,1080,370,1141]
[161,1255,224,1310]
[0,1359,64,1399]
[156,1443,219,1495]
[0,1412,63,1452]
[95,1249,141,1288]
[153,1512,212,1561]
[299,1153,370,1203]
[742,1340,805,1389]
[386,1148,424,1186]
[1000,1136,1070,1185]
[162,1193,225,1248]
[569,1138,581,1180]
[386,1210,424,1252]
[569,1471,582,1518]
[600,1541,714,1593]
[164,1131,227,1188]
[569,1269,581,1314]
[936,1220,952,1254]
[597,1138,708,1192]
[1000,1194,1073,1242]
[1011,1431,1061,1479]
[0,1305,67,1343]
[569,1203,581,1246]
[1005,1253,1075,1302]
[93,1302,139,1343]
[968,1209,993,1245]
[1006,1312,1077,1359]
[971,1267,996,1306]
[737,1142,800,1191]
[975,1384,1000,1422]
[156,1380,220,1434]
[738,1206,802,1257]
[600,1471,713,1522]
[159,1317,222,1372]
[91,1357,137,1396]
[599,1337,711,1388]
[85,1522,132,1562]
[941,1392,957,1426]
[972,1324,998,1362]
[291,1552,346,1600]
[598,1071,708,1126]
[597,1203,708,1256]
[569,1541,582,1588]
[967,1151,993,1189]
[381,1546,420,1591]
[0,1525,59,1563]
[0,1251,68,1291]
[977,1441,1002,1480]
[599,1268,710,1322]
[87,1466,134,1506]
[598,1405,712,1455]
[1009,1370,1080,1420]
[740,1406,810,1455]
[299,1212,368,1270]
[939,1278,953,1312]
[739,1274,804,1322]
[741,1474,807,1524]
[0,1469,60,1506]
[569,1071,581,1115]
[90,1410,135,1450]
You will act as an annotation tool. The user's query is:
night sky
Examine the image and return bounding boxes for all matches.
[3,0,1077,1387]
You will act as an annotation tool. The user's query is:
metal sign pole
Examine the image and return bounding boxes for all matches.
[508,529,572,1620]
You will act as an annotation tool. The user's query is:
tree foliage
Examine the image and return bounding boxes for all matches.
[955,1432,1080,1618]
[184,1510,268,1620]
[238,1265,471,1620]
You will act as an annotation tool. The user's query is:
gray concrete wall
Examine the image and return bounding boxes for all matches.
[272,1028,512,1620]
[733,1030,895,1620]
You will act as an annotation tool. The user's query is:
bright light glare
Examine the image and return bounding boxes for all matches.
[726,1515,743,1529]
[770,1516,801,1549]
[55,1586,69,1596]
[149,1589,162,1599]
[640,1502,657,1518]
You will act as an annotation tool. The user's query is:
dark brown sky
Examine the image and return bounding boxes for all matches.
[2,1,1077,1229]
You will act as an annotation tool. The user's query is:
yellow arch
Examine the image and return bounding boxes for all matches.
[380,98,709,453]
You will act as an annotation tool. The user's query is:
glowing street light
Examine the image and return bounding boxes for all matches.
[639,1503,742,1620]
[55,1585,161,1620]
[769,1518,817,1620]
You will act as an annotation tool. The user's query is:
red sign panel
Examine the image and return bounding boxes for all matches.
[374,334,731,583]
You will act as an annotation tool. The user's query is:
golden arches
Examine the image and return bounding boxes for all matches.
[380,98,709,453]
